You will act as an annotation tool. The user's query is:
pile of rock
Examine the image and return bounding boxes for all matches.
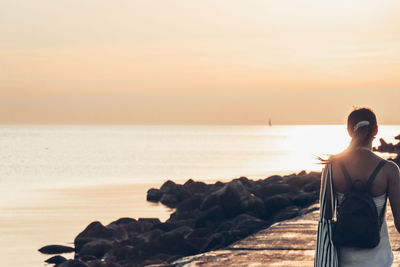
[374,134,400,165]
[39,171,321,267]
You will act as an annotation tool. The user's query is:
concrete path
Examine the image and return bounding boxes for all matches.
[172,204,400,267]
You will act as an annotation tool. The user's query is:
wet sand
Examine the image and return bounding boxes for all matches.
[0,184,171,267]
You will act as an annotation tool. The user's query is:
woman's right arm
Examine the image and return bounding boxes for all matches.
[387,161,400,233]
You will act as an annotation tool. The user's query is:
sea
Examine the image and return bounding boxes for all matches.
[1,125,399,266]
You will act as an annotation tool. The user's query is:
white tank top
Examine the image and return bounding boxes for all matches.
[336,192,393,267]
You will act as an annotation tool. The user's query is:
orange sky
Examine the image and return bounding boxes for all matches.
[1,0,400,124]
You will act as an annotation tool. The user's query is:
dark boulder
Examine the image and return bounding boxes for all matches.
[183,179,208,194]
[107,217,136,227]
[160,180,179,193]
[152,221,180,232]
[254,183,296,199]
[137,218,161,232]
[232,213,267,234]
[200,180,248,217]
[87,260,121,267]
[241,194,265,218]
[287,172,319,188]
[263,194,292,218]
[45,255,67,264]
[160,193,179,208]
[74,222,118,253]
[201,233,224,252]
[160,180,191,203]
[291,191,318,206]
[39,244,74,254]
[183,236,208,254]
[157,226,193,254]
[137,228,165,244]
[169,208,201,221]
[176,195,203,212]
[78,255,98,262]
[56,259,88,267]
[78,239,114,259]
[303,179,321,192]
[103,245,137,263]
[272,206,301,221]
[195,206,225,228]
[107,218,142,234]
[147,188,163,202]
[264,175,284,184]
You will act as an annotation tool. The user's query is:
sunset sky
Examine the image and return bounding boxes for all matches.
[1,0,399,124]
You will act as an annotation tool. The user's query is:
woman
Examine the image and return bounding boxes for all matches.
[320,108,400,266]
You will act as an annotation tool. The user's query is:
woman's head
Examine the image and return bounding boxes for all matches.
[319,107,378,164]
[347,107,378,148]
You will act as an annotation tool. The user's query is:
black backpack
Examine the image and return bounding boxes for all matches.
[333,160,387,248]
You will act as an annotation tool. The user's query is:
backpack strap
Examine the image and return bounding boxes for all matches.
[365,160,387,227]
[379,163,389,227]
[366,160,386,191]
[380,193,388,227]
[339,162,353,191]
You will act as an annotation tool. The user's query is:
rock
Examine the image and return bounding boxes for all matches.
[195,206,225,228]
[159,193,179,208]
[176,195,203,211]
[264,175,284,184]
[152,221,180,232]
[78,239,114,259]
[287,172,319,188]
[56,259,88,267]
[103,245,137,263]
[169,208,201,221]
[107,218,142,234]
[200,180,247,217]
[215,220,235,232]
[38,244,74,254]
[254,183,296,199]
[74,222,117,253]
[232,213,267,235]
[45,255,67,264]
[263,194,292,218]
[138,218,161,225]
[201,233,224,252]
[207,181,225,193]
[159,180,191,205]
[87,260,121,267]
[107,217,137,227]
[78,255,98,262]
[147,188,163,202]
[183,236,208,254]
[157,226,193,255]
[272,206,301,221]
[303,179,321,192]
[47,172,328,267]
[160,180,179,193]
[291,191,318,206]
[137,218,161,232]
[241,194,265,218]
[183,179,208,194]
[137,228,165,244]
[184,229,211,253]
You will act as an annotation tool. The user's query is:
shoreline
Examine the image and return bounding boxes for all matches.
[38,171,322,266]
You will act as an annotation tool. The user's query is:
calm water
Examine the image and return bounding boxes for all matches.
[1,125,399,266]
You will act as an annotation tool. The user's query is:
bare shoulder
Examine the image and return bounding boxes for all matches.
[384,161,400,180]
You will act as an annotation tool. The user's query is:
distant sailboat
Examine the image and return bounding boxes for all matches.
[268,119,272,127]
